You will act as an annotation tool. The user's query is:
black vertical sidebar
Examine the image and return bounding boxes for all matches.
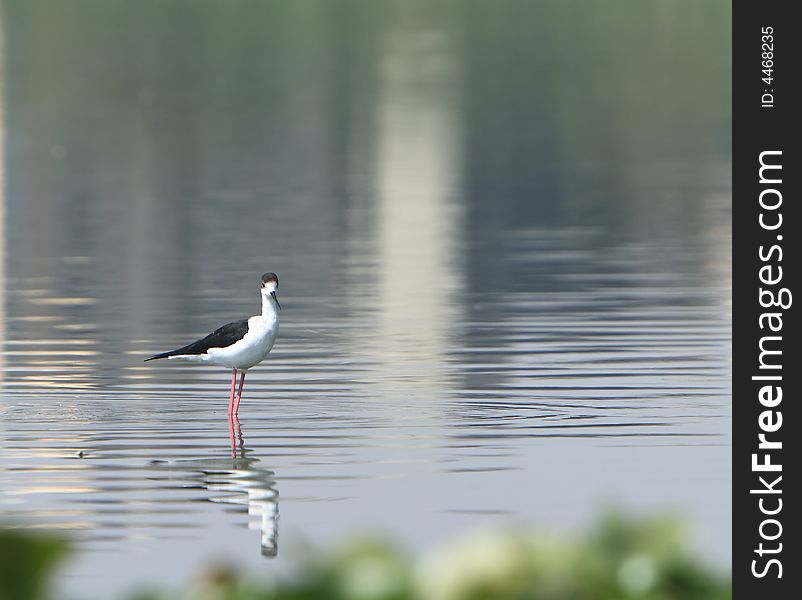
[733,1,799,597]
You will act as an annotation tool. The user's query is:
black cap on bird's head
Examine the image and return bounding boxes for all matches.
[261,272,279,287]
[260,272,281,309]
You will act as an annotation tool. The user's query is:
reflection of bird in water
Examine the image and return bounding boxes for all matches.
[145,273,281,416]
[151,416,279,557]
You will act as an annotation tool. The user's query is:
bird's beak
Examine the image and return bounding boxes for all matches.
[271,291,281,310]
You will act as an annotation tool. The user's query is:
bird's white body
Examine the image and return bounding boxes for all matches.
[169,283,280,371]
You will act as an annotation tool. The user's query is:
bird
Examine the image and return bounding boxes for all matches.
[145,272,281,416]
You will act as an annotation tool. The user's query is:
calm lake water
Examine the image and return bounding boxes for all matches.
[0,2,731,597]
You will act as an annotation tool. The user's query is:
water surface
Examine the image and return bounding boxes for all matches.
[0,2,731,597]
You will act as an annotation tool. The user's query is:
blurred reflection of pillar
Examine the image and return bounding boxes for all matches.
[0,6,6,386]
[357,24,464,403]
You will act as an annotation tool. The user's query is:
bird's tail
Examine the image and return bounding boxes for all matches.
[144,350,177,362]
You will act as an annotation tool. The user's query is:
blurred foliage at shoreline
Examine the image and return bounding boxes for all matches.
[2,512,730,600]
[0,530,68,600]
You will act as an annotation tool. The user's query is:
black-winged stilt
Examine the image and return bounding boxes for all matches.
[145,272,281,416]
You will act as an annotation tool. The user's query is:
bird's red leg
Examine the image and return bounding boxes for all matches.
[228,414,236,458]
[233,371,246,415]
[233,415,244,456]
[228,369,237,416]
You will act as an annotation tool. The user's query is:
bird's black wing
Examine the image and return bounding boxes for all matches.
[144,319,250,361]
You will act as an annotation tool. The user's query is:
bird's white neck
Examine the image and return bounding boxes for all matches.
[261,291,279,319]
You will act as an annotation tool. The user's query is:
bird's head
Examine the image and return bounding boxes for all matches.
[260,272,280,309]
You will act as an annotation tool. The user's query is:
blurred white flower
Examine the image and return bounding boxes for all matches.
[414,529,540,600]
[618,554,657,594]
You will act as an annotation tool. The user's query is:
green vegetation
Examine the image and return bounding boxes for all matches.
[0,530,68,600]
[2,512,730,600]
